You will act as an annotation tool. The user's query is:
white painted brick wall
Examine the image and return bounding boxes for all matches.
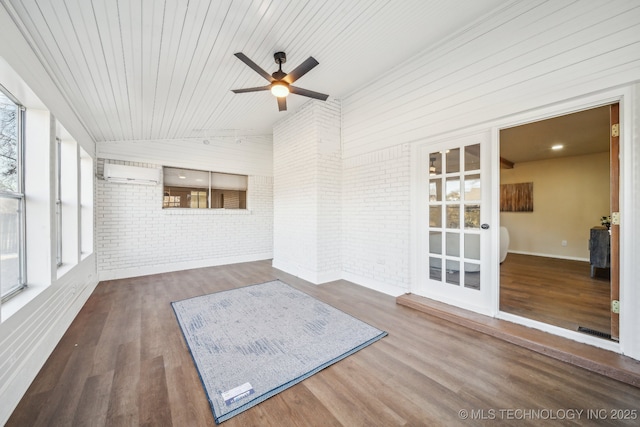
[273,100,341,283]
[317,150,341,275]
[274,99,409,293]
[342,144,411,294]
[316,100,342,277]
[274,104,318,277]
[96,159,273,279]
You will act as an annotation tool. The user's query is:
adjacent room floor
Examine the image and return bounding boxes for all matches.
[500,253,611,336]
[8,260,638,426]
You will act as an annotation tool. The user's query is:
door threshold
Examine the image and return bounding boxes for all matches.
[577,326,612,340]
[396,293,640,388]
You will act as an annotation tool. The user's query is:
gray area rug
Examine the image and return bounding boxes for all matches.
[171,280,387,424]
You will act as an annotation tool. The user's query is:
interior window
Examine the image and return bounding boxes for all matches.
[163,167,247,209]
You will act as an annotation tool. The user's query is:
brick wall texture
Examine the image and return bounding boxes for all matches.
[97,100,410,294]
[96,159,273,275]
[342,144,411,290]
[273,100,342,282]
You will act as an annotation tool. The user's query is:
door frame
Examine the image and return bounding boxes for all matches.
[410,85,636,355]
[492,89,633,353]
[609,103,620,341]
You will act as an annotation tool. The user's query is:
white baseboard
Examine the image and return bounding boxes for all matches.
[507,250,589,263]
[341,272,408,297]
[315,270,342,284]
[272,259,407,296]
[98,252,273,281]
[271,259,341,285]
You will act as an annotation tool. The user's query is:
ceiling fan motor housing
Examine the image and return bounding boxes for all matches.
[274,51,287,64]
[272,70,287,80]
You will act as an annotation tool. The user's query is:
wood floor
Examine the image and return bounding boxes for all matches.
[500,253,611,335]
[8,260,640,426]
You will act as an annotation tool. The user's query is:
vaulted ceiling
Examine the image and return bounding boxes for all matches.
[1,0,505,143]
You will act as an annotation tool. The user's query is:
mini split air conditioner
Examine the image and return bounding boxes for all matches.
[103,163,160,185]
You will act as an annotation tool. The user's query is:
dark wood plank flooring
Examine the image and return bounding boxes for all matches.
[500,253,611,335]
[8,260,640,426]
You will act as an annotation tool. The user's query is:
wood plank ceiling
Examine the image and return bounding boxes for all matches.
[1,0,505,143]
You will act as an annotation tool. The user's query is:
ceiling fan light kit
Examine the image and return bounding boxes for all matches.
[270,81,289,98]
[232,51,329,111]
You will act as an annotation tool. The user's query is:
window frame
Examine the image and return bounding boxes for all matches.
[79,147,94,257]
[55,137,62,266]
[0,84,27,303]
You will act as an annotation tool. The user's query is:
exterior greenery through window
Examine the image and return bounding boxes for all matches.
[0,86,26,302]
[163,167,247,209]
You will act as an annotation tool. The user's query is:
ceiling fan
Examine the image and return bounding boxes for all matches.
[231,51,329,112]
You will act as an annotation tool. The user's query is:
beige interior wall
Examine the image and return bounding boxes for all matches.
[500,152,609,260]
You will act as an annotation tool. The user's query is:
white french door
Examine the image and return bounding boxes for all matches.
[415,132,494,314]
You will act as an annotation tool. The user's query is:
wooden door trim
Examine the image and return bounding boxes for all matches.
[610,103,620,341]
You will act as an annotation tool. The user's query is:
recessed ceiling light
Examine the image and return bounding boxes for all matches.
[551,144,564,150]
[178,175,186,179]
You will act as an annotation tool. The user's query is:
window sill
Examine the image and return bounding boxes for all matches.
[57,262,76,280]
[162,208,252,215]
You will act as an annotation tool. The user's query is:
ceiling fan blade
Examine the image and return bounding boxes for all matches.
[289,86,329,101]
[234,52,274,82]
[283,57,319,84]
[277,97,287,111]
[231,85,271,94]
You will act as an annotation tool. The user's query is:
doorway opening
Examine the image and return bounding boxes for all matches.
[499,104,618,340]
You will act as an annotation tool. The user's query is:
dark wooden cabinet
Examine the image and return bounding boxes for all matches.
[589,227,610,277]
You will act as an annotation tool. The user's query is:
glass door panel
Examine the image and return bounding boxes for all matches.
[429,152,442,176]
[446,260,460,285]
[429,179,442,201]
[429,257,442,280]
[446,232,460,257]
[464,234,480,260]
[446,206,460,229]
[445,178,460,201]
[464,262,480,289]
[429,206,442,227]
[464,144,481,171]
[426,141,483,292]
[429,231,442,255]
[446,148,460,173]
[464,204,481,229]
[464,174,481,200]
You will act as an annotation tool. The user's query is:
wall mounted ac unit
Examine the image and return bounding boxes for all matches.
[104,163,160,185]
